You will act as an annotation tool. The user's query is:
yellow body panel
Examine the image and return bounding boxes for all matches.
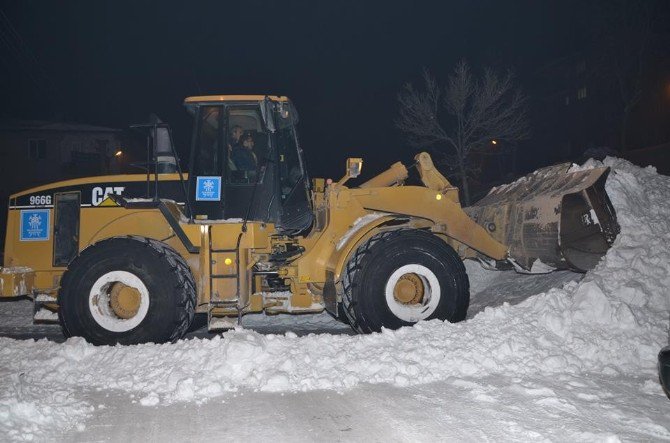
[9,173,184,200]
[2,151,509,318]
[352,187,507,259]
[289,152,507,299]
[3,174,189,295]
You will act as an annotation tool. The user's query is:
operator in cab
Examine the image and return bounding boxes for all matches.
[231,131,258,172]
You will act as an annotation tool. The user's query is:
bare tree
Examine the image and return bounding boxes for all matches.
[396,61,529,205]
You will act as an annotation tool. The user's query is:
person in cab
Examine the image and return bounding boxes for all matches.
[231,131,258,173]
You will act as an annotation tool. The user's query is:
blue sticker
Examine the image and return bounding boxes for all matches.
[195,176,222,201]
[20,209,50,241]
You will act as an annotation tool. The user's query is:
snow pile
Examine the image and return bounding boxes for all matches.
[0,378,92,441]
[1,158,669,440]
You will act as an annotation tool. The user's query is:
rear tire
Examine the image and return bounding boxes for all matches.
[659,346,670,399]
[58,236,196,345]
[342,229,469,333]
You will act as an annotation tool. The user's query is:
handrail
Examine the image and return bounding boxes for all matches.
[129,122,193,222]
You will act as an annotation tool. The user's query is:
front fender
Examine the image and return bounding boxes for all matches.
[330,215,433,283]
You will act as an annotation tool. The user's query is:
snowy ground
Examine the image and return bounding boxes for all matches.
[1,157,669,442]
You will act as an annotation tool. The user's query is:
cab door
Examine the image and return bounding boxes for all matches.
[187,105,225,220]
[222,104,280,222]
[274,107,313,233]
[53,192,80,267]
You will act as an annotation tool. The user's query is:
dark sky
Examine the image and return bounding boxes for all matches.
[0,0,590,179]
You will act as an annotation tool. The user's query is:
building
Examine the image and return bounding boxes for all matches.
[523,52,670,173]
[0,120,141,252]
[524,53,620,170]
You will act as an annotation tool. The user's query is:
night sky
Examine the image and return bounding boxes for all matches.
[1,0,593,179]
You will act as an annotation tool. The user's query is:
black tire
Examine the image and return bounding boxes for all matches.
[335,302,351,325]
[341,229,469,333]
[659,346,670,399]
[187,313,208,333]
[58,236,196,345]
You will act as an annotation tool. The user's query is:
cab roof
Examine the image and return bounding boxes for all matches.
[183,95,289,104]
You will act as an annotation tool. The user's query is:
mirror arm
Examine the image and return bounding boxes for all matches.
[336,158,364,186]
[336,172,352,187]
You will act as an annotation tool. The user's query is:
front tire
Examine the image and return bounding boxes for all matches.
[58,236,196,345]
[342,229,469,333]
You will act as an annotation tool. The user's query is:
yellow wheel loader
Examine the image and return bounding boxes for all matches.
[1,95,620,345]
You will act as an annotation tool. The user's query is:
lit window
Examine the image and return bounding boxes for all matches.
[29,139,47,160]
[577,87,587,100]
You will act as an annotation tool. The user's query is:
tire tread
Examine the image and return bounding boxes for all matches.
[58,236,196,344]
[341,229,469,333]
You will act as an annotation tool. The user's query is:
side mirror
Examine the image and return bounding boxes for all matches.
[154,126,171,154]
[337,157,363,186]
[347,158,363,178]
[152,125,178,173]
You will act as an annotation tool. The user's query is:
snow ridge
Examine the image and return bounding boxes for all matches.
[1,157,669,440]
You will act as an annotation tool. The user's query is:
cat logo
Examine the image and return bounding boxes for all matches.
[92,186,125,206]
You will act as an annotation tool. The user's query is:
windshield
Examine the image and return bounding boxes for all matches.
[274,106,306,201]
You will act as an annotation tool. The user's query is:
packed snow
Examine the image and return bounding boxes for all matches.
[1,157,669,441]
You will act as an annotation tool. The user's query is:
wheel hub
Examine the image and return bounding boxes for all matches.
[109,282,141,319]
[393,273,424,304]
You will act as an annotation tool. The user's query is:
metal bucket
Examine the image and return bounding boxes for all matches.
[465,163,620,272]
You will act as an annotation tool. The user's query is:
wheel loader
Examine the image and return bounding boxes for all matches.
[0,95,620,345]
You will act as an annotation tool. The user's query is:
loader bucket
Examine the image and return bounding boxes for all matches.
[464,163,620,272]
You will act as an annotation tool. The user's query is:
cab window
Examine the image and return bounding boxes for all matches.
[227,106,267,184]
[193,106,223,176]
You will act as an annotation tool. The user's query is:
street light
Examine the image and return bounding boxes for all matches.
[114,150,123,157]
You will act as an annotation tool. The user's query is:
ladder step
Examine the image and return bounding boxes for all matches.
[208,316,238,332]
[211,248,239,253]
[211,274,237,279]
[33,291,59,324]
[209,300,239,306]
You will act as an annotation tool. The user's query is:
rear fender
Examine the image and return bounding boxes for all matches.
[85,210,172,247]
[84,210,196,270]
